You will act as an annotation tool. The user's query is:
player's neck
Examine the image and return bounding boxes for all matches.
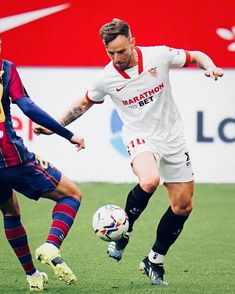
[127,49,138,69]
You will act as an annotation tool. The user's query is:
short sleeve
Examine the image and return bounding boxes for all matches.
[9,63,29,102]
[161,46,191,67]
[86,71,106,103]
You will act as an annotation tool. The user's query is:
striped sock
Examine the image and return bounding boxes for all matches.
[47,196,80,248]
[4,215,36,275]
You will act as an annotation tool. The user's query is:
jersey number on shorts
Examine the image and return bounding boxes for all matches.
[127,138,146,156]
[35,154,49,169]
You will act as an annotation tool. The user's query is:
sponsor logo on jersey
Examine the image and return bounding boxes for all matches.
[0,130,3,138]
[122,83,164,106]
[116,85,127,92]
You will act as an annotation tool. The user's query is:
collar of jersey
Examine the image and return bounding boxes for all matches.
[113,46,143,79]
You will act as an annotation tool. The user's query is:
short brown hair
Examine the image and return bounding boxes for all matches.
[99,18,130,46]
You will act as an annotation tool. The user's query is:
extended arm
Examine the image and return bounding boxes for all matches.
[59,95,94,126]
[16,96,85,150]
[189,51,224,80]
[33,95,93,135]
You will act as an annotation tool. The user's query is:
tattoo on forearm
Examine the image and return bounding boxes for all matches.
[198,62,206,70]
[61,106,84,126]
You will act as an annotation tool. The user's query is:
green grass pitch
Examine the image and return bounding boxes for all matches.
[0,183,234,293]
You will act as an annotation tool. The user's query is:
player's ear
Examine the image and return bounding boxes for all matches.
[130,37,136,48]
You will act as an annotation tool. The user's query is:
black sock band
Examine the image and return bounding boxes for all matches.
[153,206,189,255]
[125,184,153,232]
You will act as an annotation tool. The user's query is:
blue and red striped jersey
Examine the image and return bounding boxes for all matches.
[0,59,31,168]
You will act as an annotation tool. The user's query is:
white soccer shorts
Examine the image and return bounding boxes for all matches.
[126,137,194,183]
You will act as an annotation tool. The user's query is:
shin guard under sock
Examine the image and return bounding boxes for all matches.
[4,215,36,275]
[125,184,153,232]
[47,196,80,248]
[153,206,189,255]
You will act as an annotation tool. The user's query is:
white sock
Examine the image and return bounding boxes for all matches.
[26,269,40,278]
[148,249,165,264]
[125,231,132,237]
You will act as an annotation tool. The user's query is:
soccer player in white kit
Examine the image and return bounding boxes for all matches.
[33,19,223,286]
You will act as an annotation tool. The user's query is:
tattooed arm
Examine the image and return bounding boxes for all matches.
[189,51,224,80]
[33,96,94,135]
[59,96,93,126]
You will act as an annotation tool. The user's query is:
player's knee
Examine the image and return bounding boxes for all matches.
[68,186,82,201]
[56,175,82,201]
[0,206,20,216]
[140,175,160,193]
[172,202,193,216]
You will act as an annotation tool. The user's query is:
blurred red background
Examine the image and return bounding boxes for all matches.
[0,0,234,67]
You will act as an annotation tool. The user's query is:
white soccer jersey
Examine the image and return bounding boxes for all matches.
[87,46,191,152]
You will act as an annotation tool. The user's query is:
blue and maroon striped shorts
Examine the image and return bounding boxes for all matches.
[0,152,62,203]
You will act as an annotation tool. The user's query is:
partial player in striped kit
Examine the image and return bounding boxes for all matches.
[33,19,223,286]
[0,38,85,291]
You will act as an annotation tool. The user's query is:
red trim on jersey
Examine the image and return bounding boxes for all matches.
[113,46,143,79]
[135,47,143,74]
[184,50,191,67]
[113,63,131,79]
[85,91,104,104]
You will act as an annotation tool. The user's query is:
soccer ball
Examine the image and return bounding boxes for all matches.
[92,205,129,241]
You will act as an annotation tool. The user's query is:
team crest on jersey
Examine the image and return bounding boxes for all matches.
[0,131,3,138]
[148,67,157,77]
